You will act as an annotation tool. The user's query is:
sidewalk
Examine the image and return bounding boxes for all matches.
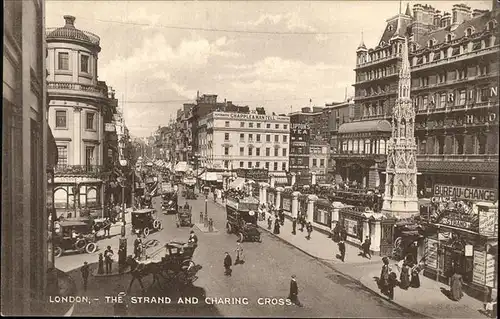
[215,197,487,318]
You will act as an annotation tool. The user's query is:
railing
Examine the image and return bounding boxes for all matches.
[356,53,401,68]
[54,165,105,176]
[411,45,499,71]
[417,154,498,162]
[46,28,100,46]
[47,81,107,97]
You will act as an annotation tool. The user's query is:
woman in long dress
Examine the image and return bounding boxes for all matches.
[399,262,411,290]
[379,257,391,295]
[273,217,280,234]
[410,263,421,288]
[449,271,464,301]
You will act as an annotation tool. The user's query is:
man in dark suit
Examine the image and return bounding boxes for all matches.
[292,217,297,235]
[288,275,303,307]
[362,236,372,259]
[338,240,346,262]
[224,252,232,276]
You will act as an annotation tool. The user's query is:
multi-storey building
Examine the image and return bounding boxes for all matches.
[308,139,330,184]
[335,2,499,193]
[323,98,353,180]
[2,0,59,314]
[175,103,194,162]
[46,15,117,218]
[289,107,323,185]
[201,110,290,180]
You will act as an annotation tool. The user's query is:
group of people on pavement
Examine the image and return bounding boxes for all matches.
[378,254,423,300]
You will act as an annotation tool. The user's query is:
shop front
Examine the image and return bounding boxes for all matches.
[422,199,498,300]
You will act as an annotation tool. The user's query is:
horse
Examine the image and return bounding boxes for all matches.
[125,256,168,294]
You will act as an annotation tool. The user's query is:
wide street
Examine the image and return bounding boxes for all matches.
[61,187,423,317]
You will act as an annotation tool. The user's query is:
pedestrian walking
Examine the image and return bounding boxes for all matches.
[81,262,90,291]
[399,262,410,290]
[449,270,464,301]
[338,239,346,262]
[97,253,104,275]
[292,217,297,235]
[104,246,114,274]
[287,275,303,307]
[224,252,233,276]
[199,211,204,224]
[235,243,244,265]
[133,236,143,259]
[306,222,313,240]
[379,257,391,295]
[279,210,285,226]
[273,217,281,235]
[387,272,398,300]
[267,216,272,230]
[410,263,422,288]
[362,236,372,259]
[300,214,306,232]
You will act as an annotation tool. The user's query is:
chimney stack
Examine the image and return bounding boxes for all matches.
[441,12,452,28]
[64,15,76,28]
[451,4,472,29]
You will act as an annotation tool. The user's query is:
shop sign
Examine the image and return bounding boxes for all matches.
[433,184,497,202]
[465,244,473,257]
[479,209,498,237]
[485,254,496,287]
[473,250,486,285]
[282,197,291,212]
[344,218,359,238]
[425,238,438,269]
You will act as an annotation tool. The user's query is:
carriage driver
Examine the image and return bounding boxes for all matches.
[188,230,198,246]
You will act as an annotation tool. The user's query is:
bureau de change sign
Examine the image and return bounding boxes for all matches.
[433,184,497,202]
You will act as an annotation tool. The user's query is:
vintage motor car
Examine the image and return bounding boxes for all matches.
[131,208,162,237]
[53,220,98,257]
[176,207,193,228]
[162,191,178,214]
[225,195,262,243]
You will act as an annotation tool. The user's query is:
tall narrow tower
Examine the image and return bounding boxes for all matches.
[381,36,419,218]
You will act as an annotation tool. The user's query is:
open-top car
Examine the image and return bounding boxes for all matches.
[131,208,162,237]
[53,220,98,257]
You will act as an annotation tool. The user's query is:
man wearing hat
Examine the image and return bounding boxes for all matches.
[80,262,90,291]
[188,230,198,246]
[288,275,302,307]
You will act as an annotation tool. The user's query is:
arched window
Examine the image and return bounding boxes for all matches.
[54,188,69,209]
[487,20,496,31]
[397,180,405,196]
[380,139,387,154]
[342,140,348,152]
[446,34,453,43]
[465,27,473,37]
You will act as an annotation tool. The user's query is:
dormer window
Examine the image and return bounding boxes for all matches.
[465,27,474,37]
[446,34,453,43]
[388,25,393,32]
[411,43,418,52]
[487,20,497,31]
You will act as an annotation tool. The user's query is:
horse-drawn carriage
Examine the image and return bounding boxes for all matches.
[53,220,98,257]
[126,241,200,293]
[131,208,162,237]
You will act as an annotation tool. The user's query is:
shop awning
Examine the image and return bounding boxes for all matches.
[174,161,188,172]
[201,172,218,181]
[229,177,246,190]
[271,172,288,185]
[338,119,391,134]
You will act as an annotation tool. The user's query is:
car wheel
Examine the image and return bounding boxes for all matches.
[238,233,244,243]
[153,220,160,229]
[74,239,86,251]
[85,242,97,254]
[143,227,150,237]
[54,246,63,258]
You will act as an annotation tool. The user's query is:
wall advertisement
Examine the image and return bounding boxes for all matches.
[425,238,438,269]
[282,197,291,212]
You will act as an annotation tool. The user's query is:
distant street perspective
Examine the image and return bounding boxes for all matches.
[2,0,498,317]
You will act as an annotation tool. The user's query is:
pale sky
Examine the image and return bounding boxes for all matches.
[46,0,491,137]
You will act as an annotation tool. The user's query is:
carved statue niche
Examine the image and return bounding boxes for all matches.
[400,118,407,138]
[397,179,405,196]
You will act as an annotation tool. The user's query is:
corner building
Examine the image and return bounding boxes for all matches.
[46,15,116,218]
[341,2,498,197]
[201,111,290,177]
